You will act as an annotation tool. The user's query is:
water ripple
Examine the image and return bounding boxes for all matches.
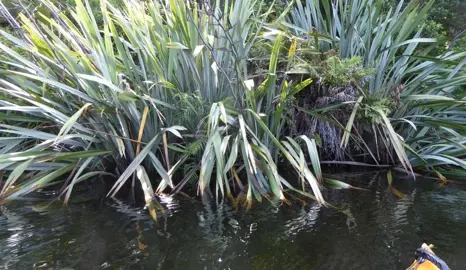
[1,175,466,269]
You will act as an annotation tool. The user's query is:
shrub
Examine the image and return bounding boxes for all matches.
[287,0,466,176]
[0,0,325,206]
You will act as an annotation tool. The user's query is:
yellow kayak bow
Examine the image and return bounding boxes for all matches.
[406,243,450,270]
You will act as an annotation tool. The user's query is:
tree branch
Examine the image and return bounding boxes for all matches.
[448,28,466,50]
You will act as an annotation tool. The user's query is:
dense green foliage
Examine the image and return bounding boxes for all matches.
[0,0,325,207]
[288,0,466,171]
[386,0,466,53]
[0,0,465,209]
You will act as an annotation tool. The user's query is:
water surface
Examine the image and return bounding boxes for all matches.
[1,171,465,269]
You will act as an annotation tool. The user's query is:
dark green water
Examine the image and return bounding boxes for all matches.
[1,171,466,269]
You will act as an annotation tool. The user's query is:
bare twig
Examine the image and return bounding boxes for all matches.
[448,28,466,50]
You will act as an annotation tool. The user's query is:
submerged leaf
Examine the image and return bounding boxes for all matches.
[324,178,369,191]
[136,165,156,204]
[386,170,407,199]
